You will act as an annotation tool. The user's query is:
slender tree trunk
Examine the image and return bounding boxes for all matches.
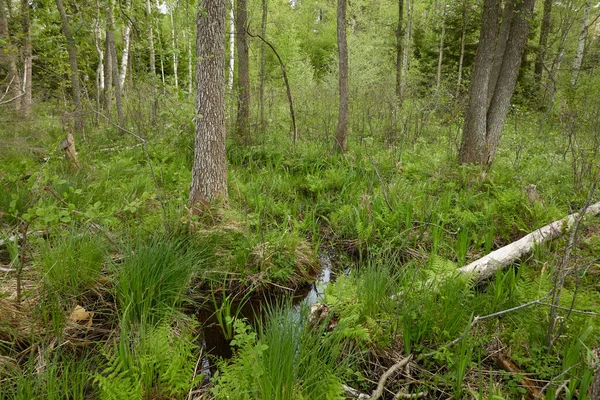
[189,0,228,210]
[234,0,250,140]
[571,1,591,86]
[400,0,412,98]
[435,0,446,92]
[147,0,155,76]
[20,0,32,118]
[106,1,122,122]
[157,21,166,85]
[119,1,132,90]
[56,0,84,132]
[0,0,22,110]
[534,0,552,86]
[187,27,193,93]
[485,0,535,164]
[228,0,234,90]
[259,0,267,131]
[104,25,113,113]
[459,0,500,164]
[487,0,512,107]
[395,0,403,102]
[455,0,468,98]
[170,8,179,89]
[334,0,349,153]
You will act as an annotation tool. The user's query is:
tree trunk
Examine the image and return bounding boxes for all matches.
[228,0,234,91]
[234,0,250,140]
[56,0,84,132]
[334,0,349,153]
[104,24,113,113]
[0,0,22,110]
[400,0,412,99]
[20,0,32,119]
[395,0,403,102]
[259,0,267,131]
[105,1,122,122]
[571,1,591,86]
[169,8,179,89]
[455,0,468,98]
[189,0,228,210]
[147,0,155,77]
[534,0,552,87]
[458,0,500,164]
[187,27,193,93]
[435,0,446,92]
[485,0,535,164]
[119,1,132,90]
[487,0,512,107]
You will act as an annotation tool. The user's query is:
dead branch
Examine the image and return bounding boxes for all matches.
[371,355,413,399]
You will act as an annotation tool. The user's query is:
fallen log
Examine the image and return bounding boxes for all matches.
[457,201,600,283]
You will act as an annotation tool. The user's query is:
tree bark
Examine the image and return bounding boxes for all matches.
[395,0,403,102]
[189,0,228,210]
[20,0,32,119]
[400,0,412,99]
[334,0,349,153]
[435,0,446,92]
[0,0,22,111]
[571,1,591,86]
[487,0,513,107]
[259,0,267,131]
[105,1,122,122]
[234,0,250,140]
[119,0,132,90]
[534,0,552,87]
[485,0,535,164]
[228,0,234,91]
[455,0,468,98]
[187,27,193,93]
[146,0,155,77]
[458,0,500,164]
[56,0,84,132]
[169,8,179,89]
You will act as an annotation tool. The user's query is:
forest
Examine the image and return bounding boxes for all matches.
[1,0,600,398]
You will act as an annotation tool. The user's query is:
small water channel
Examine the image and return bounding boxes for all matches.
[196,250,334,375]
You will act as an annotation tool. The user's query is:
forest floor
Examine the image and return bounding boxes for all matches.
[1,102,599,399]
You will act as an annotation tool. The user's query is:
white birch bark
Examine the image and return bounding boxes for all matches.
[400,0,412,97]
[119,0,132,89]
[228,0,235,90]
[170,8,178,88]
[147,0,156,76]
[571,1,591,86]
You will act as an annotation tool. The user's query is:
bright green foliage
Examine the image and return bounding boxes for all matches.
[212,304,348,400]
[95,319,200,400]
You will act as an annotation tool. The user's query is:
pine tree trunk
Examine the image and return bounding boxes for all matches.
[458,0,500,164]
[485,0,535,164]
[571,1,591,86]
[395,0,403,102]
[534,0,552,87]
[234,0,250,140]
[0,0,22,110]
[56,0,83,132]
[20,0,32,119]
[334,0,349,153]
[189,0,228,210]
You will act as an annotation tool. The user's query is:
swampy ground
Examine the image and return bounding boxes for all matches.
[1,101,600,399]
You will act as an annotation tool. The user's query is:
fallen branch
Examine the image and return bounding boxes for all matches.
[457,201,600,282]
[371,355,413,399]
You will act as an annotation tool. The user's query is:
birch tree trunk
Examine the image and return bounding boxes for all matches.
[571,1,591,86]
[119,0,132,90]
[435,1,446,92]
[334,0,349,153]
[395,0,403,102]
[147,0,155,76]
[400,0,412,99]
[170,8,179,89]
[20,0,32,119]
[259,0,267,131]
[56,0,84,132]
[534,0,553,87]
[0,0,22,110]
[228,0,234,91]
[187,27,193,93]
[455,0,468,98]
[234,0,250,140]
[106,1,122,122]
[189,0,228,210]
